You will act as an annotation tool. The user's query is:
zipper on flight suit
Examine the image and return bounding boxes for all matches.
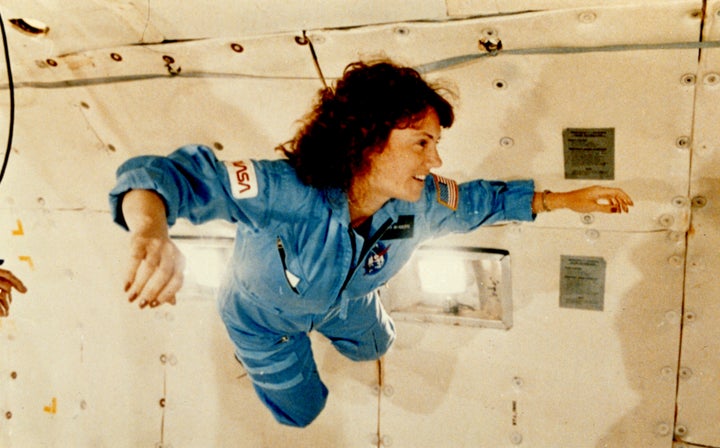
[276,237,301,294]
[337,218,394,296]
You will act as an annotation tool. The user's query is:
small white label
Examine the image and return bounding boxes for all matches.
[224,160,258,199]
[285,270,300,289]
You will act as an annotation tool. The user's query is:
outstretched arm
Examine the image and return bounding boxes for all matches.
[532,186,634,215]
[122,189,185,309]
[0,268,27,317]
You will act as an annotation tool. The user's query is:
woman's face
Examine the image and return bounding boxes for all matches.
[358,108,443,205]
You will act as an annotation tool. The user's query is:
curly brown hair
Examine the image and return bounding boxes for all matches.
[279,60,455,190]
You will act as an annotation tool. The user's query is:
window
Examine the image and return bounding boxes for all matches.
[382,246,513,329]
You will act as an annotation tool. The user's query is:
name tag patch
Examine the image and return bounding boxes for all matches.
[382,215,415,240]
[225,160,258,199]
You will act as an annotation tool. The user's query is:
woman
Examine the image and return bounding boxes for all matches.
[110,60,633,427]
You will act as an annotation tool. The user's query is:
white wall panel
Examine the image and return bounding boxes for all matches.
[381,225,684,447]
[447,0,701,17]
[306,6,698,235]
[0,1,716,447]
[0,0,447,60]
[674,4,720,442]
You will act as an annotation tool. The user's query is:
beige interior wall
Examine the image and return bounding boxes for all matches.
[0,1,717,447]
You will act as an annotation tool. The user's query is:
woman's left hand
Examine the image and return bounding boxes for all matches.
[554,186,634,214]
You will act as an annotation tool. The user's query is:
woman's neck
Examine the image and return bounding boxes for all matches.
[347,182,385,228]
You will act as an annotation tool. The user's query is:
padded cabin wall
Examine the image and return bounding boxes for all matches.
[675,2,720,446]
[0,1,717,447]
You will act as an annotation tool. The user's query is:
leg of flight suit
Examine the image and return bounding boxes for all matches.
[223,305,328,427]
[316,290,396,362]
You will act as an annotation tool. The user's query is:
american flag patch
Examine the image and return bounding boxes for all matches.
[432,174,459,210]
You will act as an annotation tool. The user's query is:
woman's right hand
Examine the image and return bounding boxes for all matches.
[125,227,185,309]
[122,190,185,309]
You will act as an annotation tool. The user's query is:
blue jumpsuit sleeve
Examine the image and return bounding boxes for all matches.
[424,178,536,236]
[109,144,265,230]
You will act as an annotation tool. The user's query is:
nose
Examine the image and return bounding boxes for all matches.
[425,143,443,169]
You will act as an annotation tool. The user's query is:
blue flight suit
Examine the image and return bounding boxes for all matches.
[109,144,535,427]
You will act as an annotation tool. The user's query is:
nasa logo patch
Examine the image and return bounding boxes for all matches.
[364,242,391,275]
[224,160,258,199]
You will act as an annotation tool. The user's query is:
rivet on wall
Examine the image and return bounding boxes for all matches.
[110,53,122,62]
[703,73,720,86]
[691,196,707,208]
[585,229,600,242]
[680,73,696,85]
[499,137,514,147]
[45,58,58,67]
[230,43,244,53]
[667,254,684,268]
[655,422,671,436]
[679,366,693,380]
[675,424,688,437]
[581,214,594,225]
[671,196,689,208]
[578,11,597,23]
[509,431,523,445]
[658,214,675,228]
[675,136,691,149]
[493,79,508,90]
[394,26,410,36]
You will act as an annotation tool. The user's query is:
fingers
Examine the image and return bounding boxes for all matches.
[125,235,185,309]
[597,188,634,214]
[0,269,27,294]
[0,270,27,318]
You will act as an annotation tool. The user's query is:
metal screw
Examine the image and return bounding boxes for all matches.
[685,311,697,322]
[676,136,691,149]
[672,196,688,207]
[160,354,167,364]
[500,137,514,147]
[578,11,597,23]
[681,73,696,85]
[668,255,684,267]
[46,58,58,67]
[493,79,507,89]
[581,214,594,225]
[394,26,410,36]
[675,424,688,437]
[585,229,600,242]
[656,422,671,436]
[230,43,244,53]
[481,28,497,38]
[110,53,122,62]
[679,367,693,379]
[704,73,720,85]
[691,196,707,208]
[658,214,674,228]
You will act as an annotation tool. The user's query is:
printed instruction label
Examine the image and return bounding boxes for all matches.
[563,128,615,180]
[559,255,606,311]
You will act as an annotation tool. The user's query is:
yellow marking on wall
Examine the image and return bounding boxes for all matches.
[18,256,34,270]
[43,397,57,414]
[11,220,24,236]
